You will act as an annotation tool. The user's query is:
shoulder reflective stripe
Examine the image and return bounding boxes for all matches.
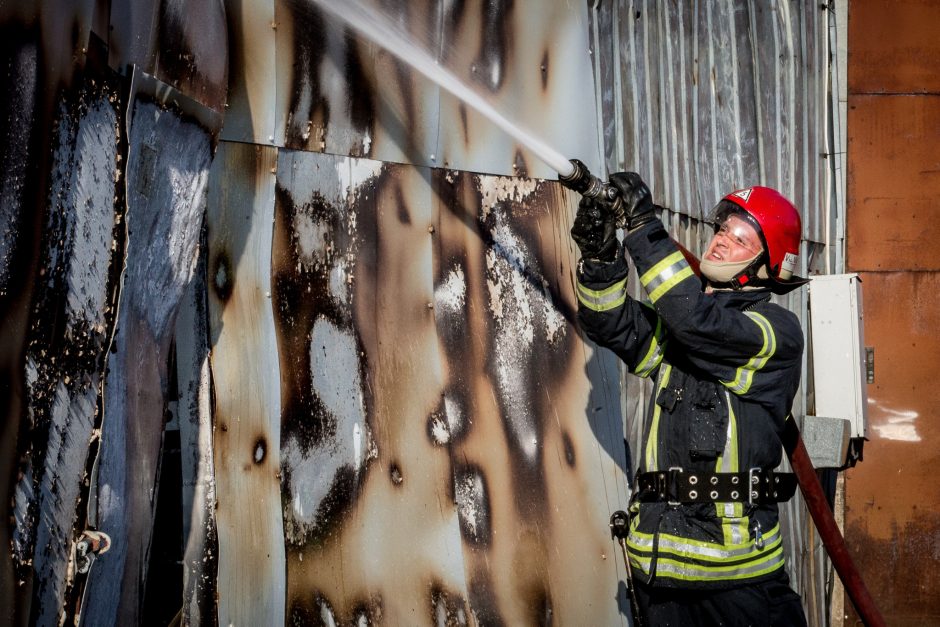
[576,277,628,312]
[628,523,781,561]
[629,547,785,582]
[644,364,672,471]
[720,311,777,394]
[639,251,695,303]
[634,315,666,377]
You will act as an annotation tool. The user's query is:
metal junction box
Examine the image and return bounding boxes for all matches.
[805,273,869,468]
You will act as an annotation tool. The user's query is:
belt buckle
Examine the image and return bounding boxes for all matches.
[748,467,761,505]
[668,466,684,505]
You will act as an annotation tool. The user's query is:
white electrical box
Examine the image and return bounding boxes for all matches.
[808,274,868,442]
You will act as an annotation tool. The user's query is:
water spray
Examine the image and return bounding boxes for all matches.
[307,0,619,212]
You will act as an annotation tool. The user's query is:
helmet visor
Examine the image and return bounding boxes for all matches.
[707,201,765,257]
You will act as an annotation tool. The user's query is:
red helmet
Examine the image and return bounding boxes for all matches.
[714,186,804,286]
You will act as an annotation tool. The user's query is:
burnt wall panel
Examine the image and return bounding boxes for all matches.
[220,0,276,144]
[206,140,286,626]
[846,95,940,271]
[10,74,122,627]
[274,150,472,626]
[174,240,218,627]
[433,0,601,179]
[434,170,630,625]
[81,83,215,626]
[151,0,229,111]
[273,0,601,179]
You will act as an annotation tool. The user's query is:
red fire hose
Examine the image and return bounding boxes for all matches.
[781,417,886,627]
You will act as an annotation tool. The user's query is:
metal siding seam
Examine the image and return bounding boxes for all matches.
[727,0,744,187]
[780,0,797,203]
[642,0,655,191]
[676,1,692,215]
[611,0,626,170]
[706,0,720,203]
[770,0,783,189]
[663,4,681,211]
[629,0,641,172]
[747,0,767,188]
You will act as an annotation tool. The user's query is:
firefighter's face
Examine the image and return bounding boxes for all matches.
[704,214,763,263]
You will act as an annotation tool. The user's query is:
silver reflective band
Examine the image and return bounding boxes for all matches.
[639,251,695,303]
[576,278,628,312]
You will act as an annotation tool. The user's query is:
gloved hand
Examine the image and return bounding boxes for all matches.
[608,172,657,231]
[570,196,619,261]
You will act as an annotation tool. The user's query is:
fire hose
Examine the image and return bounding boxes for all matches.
[560,160,885,627]
[781,417,886,627]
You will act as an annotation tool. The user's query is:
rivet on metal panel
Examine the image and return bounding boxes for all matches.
[428,225,435,234]
[270,21,277,29]
[270,167,276,174]
[427,303,434,309]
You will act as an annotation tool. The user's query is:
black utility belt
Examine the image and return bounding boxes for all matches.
[634,467,798,505]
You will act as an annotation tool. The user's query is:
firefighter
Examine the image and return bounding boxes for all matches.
[571,172,809,626]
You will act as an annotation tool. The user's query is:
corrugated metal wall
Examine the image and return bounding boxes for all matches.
[591,2,839,626]
[0,0,845,625]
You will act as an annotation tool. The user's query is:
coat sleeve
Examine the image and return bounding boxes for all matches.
[621,222,804,400]
[575,247,666,378]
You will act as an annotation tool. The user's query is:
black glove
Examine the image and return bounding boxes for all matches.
[608,172,657,231]
[570,196,619,262]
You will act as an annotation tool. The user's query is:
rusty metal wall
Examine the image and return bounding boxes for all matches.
[844,0,940,624]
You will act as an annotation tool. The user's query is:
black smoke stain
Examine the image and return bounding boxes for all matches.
[453,463,491,547]
[429,582,469,626]
[540,49,549,90]
[252,436,267,465]
[474,0,514,92]
[210,251,232,302]
[467,571,506,626]
[562,431,576,468]
[395,183,411,224]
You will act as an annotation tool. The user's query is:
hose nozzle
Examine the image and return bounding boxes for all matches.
[558,159,617,201]
[558,158,626,227]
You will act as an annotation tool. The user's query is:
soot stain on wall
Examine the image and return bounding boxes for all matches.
[273,174,376,547]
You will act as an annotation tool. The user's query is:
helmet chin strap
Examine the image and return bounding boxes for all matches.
[700,253,769,290]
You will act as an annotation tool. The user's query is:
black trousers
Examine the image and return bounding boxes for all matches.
[632,570,808,627]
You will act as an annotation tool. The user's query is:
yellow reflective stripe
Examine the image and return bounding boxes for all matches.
[634,315,666,378]
[629,545,785,582]
[576,278,628,312]
[639,251,695,303]
[720,312,776,394]
[644,364,672,471]
[716,393,745,538]
[628,523,781,560]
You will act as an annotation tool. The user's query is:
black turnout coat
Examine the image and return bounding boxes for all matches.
[576,220,804,589]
